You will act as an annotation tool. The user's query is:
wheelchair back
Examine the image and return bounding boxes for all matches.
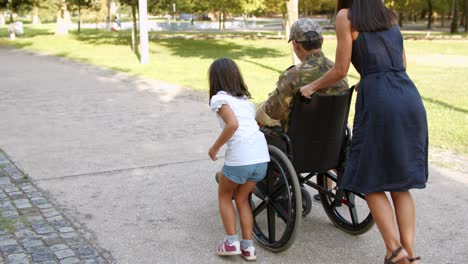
[287,87,354,173]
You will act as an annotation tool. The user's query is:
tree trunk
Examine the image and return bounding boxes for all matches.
[8,0,14,23]
[465,0,468,31]
[131,3,138,51]
[426,0,433,29]
[451,0,459,33]
[398,12,403,27]
[32,6,40,25]
[222,12,226,30]
[55,0,69,35]
[106,0,111,31]
[282,12,286,30]
[286,0,299,64]
[218,12,221,30]
[8,8,15,39]
[78,6,81,33]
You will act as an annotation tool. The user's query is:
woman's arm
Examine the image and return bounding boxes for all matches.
[208,104,239,161]
[301,9,353,98]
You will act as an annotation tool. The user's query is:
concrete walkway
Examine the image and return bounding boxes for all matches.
[0,151,108,263]
[0,46,467,264]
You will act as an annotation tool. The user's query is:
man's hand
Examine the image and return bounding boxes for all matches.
[300,83,316,99]
[208,146,220,161]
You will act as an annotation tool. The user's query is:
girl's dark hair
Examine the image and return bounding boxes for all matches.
[337,0,397,32]
[208,58,251,103]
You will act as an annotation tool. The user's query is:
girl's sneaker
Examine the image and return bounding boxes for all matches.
[241,246,257,261]
[216,240,241,256]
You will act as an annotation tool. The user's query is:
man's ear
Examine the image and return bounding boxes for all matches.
[292,40,299,50]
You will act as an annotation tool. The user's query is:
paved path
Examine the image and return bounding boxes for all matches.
[0,151,108,264]
[0,46,467,264]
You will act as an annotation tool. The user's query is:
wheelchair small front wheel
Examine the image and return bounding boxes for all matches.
[301,187,312,217]
[317,171,374,235]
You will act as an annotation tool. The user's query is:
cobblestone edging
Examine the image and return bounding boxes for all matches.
[0,151,108,264]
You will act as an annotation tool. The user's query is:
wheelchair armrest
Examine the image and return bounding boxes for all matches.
[260,126,294,161]
[260,125,283,136]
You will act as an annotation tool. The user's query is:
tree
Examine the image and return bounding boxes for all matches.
[0,13,4,26]
[386,0,407,26]
[119,0,138,51]
[286,0,299,64]
[0,0,34,23]
[464,0,468,31]
[0,0,34,38]
[240,0,265,18]
[451,0,459,33]
[34,0,60,23]
[69,0,100,32]
[55,0,72,35]
[426,0,433,29]
[29,0,56,25]
[32,0,41,24]
[300,0,335,17]
[209,0,242,30]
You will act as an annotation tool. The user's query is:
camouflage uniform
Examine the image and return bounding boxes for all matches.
[256,18,349,131]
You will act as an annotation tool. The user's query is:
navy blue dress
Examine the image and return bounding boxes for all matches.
[342,25,428,194]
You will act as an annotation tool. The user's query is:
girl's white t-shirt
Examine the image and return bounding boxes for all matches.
[210,91,270,166]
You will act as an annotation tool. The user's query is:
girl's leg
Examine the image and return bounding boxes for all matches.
[366,192,408,263]
[234,180,257,240]
[390,191,417,262]
[218,173,239,236]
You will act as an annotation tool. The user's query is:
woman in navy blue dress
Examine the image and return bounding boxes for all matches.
[300,1,428,263]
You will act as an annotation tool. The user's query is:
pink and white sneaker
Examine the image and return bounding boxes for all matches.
[216,240,241,256]
[241,246,257,261]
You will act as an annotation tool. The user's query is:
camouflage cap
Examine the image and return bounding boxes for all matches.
[288,18,322,43]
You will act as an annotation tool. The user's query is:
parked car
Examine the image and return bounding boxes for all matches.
[179,13,194,21]
[200,14,211,21]
[178,13,211,21]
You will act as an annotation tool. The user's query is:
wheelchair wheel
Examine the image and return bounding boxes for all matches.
[249,145,302,252]
[301,187,312,217]
[317,171,374,235]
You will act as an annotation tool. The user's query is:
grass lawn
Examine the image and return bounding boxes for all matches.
[1,24,467,154]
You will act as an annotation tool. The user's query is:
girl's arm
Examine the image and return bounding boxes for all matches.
[300,9,353,98]
[209,104,239,161]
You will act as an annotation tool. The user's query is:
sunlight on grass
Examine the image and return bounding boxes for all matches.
[0,24,467,154]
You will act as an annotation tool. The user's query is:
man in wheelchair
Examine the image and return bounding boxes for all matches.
[255,18,349,201]
[255,18,348,130]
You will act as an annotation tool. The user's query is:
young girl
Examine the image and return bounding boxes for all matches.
[208,58,270,261]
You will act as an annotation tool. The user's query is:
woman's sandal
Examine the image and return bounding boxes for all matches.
[408,256,421,262]
[384,246,407,264]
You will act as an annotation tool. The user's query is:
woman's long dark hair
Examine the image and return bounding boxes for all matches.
[208,58,251,103]
[337,0,397,32]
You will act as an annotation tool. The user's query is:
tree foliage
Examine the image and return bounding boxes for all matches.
[0,0,34,22]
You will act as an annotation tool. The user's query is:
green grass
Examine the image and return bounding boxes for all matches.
[1,24,467,154]
[0,212,16,233]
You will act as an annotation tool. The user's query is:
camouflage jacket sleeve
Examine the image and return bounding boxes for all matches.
[256,66,298,127]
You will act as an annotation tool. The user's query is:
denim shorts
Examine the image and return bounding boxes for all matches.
[222,162,268,184]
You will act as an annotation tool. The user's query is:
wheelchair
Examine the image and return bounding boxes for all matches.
[250,87,375,252]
